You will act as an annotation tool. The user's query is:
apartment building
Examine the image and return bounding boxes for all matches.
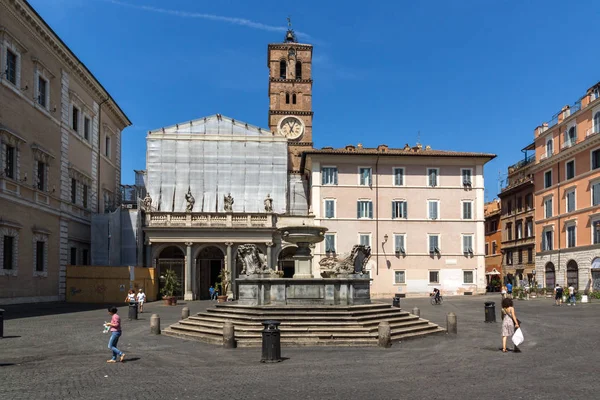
[531,82,600,291]
[498,149,536,287]
[303,144,495,297]
[0,0,131,304]
[483,199,502,288]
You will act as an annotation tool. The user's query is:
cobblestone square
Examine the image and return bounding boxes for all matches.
[1,296,598,400]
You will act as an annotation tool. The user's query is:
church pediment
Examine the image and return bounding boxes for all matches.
[149,114,282,138]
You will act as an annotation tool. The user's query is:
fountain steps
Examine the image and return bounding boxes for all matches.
[163,304,445,347]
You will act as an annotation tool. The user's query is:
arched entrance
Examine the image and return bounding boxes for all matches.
[196,246,224,300]
[158,246,185,298]
[545,262,555,288]
[278,246,297,278]
[567,260,579,289]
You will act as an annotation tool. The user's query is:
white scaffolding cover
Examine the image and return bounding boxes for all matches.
[146,114,288,213]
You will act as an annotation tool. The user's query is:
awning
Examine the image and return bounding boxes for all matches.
[486,268,502,275]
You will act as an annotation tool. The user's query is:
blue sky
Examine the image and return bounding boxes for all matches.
[29,0,600,200]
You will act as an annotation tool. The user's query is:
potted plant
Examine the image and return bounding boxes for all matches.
[160,269,180,306]
[215,266,231,303]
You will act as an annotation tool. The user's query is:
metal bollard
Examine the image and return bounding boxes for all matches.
[181,307,190,320]
[484,302,496,323]
[150,314,161,335]
[378,321,392,348]
[128,302,138,320]
[0,308,4,338]
[223,321,236,349]
[447,312,457,334]
[260,320,282,362]
[412,307,420,317]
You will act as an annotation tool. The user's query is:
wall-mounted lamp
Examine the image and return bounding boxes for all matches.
[51,185,56,194]
[383,234,389,244]
[21,84,28,91]
[20,172,27,182]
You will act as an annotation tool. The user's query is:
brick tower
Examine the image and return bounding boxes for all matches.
[267,22,313,172]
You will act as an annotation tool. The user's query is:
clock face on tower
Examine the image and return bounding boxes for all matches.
[278,116,304,140]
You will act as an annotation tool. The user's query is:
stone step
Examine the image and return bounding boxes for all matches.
[206,308,359,317]
[235,338,378,347]
[391,325,447,341]
[179,320,371,333]
[188,315,363,327]
[199,311,362,322]
[171,323,376,339]
[215,303,392,312]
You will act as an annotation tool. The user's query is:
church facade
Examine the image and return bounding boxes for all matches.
[138,27,495,299]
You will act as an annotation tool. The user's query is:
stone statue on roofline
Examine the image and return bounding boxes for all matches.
[264,194,273,213]
[142,193,152,211]
[224,193,234,212]
[185,187,195,212]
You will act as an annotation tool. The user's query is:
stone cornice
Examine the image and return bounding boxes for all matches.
[270,110,313,116]
[269,78,313,84]
[6,0,131,128]
[268,43,313,50]
[531,134,600,172]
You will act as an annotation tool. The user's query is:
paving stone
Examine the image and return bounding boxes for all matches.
[0,296,598,399]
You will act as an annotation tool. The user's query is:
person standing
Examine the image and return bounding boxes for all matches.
[506,282,513,299]
[501,285,507,299]
[554,284,563,306]
[568,284,576,306]
[125,289,136,304]
[105,307,125,363]
[136,289,146,313]
[501,298,520,353]
[209,286,216,301]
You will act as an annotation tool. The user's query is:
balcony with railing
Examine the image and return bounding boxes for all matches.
[586,125,600,139]
[508,154,535,174]
[146,212,276,228]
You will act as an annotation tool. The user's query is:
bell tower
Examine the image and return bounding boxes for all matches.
[268,20,313,172]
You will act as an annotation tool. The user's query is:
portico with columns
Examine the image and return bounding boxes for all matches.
[146,214,283,300]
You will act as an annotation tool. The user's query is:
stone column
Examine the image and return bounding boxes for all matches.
[184,242,193,300]
[225,242,234,298]
[266,242,274,270]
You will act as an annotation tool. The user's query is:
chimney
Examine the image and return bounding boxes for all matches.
[377,144,388,152]
[345,145,356,151]
[357,143,363,149]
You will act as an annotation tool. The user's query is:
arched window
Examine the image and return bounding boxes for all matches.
[295,61,302,79]
[279,60,286,79]
[567,260,579,289]
[545,262,555,288]
[285,93,290,104]
[292,93,297,104]
[565,126,576,146]
[594,112,600,134]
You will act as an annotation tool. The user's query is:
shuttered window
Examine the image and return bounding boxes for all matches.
[324,200,335,218]
[357,201,373,219]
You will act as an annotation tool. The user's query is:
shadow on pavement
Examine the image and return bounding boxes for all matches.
[0,336,21,339]
[0,302,114,320]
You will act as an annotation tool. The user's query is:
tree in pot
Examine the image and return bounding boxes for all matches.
[161,269,181,306]
[214,266,231,303]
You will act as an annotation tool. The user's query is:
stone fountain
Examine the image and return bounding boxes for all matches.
[236,226,371,306]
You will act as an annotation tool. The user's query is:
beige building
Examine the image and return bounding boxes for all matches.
[303,146,495,297]
[0,0,130,304]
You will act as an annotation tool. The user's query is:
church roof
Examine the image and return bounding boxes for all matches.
[148,114,278,137]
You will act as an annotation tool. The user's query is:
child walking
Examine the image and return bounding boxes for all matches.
[105,307,126,363]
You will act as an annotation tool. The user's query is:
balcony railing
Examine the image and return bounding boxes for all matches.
[561,137,577,149]
[508,154,535,173]
[586,126,600,139]
[146,212,275,228]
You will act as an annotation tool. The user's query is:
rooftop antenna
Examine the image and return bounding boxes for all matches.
[417,130,421,145]
[287,16,292,29]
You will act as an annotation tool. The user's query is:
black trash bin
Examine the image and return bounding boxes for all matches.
[392,294,401,308]
[484,301,496,323]
[128,302,138,320]
[261,320,282,363]
[0,308,4,338]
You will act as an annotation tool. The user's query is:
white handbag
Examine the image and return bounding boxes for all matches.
[512,328,524,346]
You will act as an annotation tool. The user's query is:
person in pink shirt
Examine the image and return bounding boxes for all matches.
[105,307,125,363]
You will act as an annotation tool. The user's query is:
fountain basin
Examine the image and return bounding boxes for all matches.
[280,226,328,245]
[236,276,371,306]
